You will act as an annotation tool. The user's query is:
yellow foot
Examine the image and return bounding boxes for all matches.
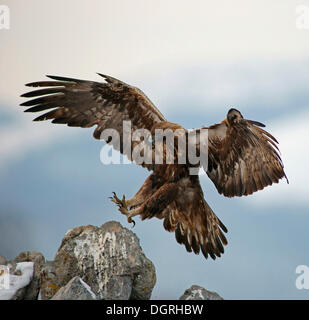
[110,192,136,227]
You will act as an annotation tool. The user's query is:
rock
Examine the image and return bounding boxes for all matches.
[179,285,223,300]
[51,276,97,300]
[39,260,60,300]
[0,262,34,300]
[10,284,27,300]
[14,251,45,300]
[0,253,40,300]
[0,256,7,265]
[53,221,156,300]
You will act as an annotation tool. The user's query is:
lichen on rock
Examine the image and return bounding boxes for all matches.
[53,221,156,300]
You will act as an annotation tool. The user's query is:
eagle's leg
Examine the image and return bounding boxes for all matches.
[110,192,141,226]
[110,192,143,209]
[110,192,127,209]
[125,196,144,209]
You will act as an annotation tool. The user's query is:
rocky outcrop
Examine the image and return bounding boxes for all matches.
[179,285,223,300]
[1,221,224,300]
[0,260,34,300]
[39,260,59,300]
[51,276,97,300]
[53,221,156,300]
[14,251,45,300]
[0,221,156,300]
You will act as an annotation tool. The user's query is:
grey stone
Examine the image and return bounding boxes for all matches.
[14,251,45,300]
[1,252,41,300]
[0,256,7,265]
[179,285,223,300]
[3,261,34,300]
[53,221,156,300]
[39,260,59,300]
[51,276,96,300]
[10,286,27,300]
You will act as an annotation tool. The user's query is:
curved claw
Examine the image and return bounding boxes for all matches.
[110,192,125,206]
[128,218,136,228]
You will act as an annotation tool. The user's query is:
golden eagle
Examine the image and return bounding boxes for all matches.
[21,74,288,260]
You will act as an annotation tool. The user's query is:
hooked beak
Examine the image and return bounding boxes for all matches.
[247,120,265,127]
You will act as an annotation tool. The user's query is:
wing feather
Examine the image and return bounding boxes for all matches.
[161,177,228,260]
[21,74,166,170]
[203,109,288,197]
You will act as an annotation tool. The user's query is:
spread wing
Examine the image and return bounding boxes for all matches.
[20,74,166,169]
[203,109,288,197]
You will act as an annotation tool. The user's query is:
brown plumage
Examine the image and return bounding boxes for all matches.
[20,74,288,260]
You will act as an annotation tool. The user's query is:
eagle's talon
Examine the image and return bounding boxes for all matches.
[129,218,136,228]
[110,192,127,207]
[111,191,131,216]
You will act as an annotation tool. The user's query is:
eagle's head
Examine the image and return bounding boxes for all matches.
[227,108,243,124]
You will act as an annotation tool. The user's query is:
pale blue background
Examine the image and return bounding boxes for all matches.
[0,0,309,299]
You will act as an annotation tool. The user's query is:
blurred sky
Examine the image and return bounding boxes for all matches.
[0,0,309,299]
